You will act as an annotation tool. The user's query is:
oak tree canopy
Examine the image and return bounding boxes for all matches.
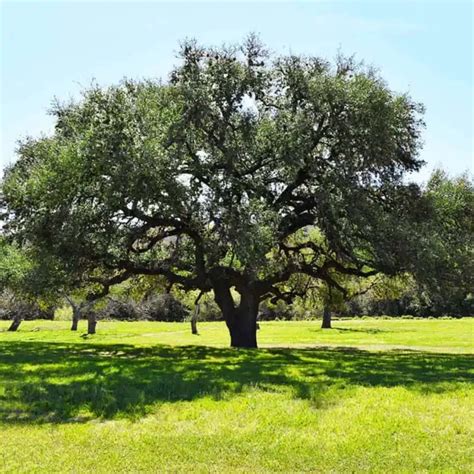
[1,35,426,347]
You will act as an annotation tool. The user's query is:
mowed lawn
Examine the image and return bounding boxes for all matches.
[0,319,473,473]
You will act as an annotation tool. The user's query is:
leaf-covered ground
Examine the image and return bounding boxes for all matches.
[0,319,473,473]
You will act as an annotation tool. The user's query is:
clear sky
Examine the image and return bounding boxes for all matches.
[1,1,472,182]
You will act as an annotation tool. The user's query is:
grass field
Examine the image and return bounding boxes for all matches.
[0,318,473,473]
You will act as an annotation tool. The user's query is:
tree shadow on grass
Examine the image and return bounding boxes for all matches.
[331,327,387,334]
[309,326,401,334]
[0,341,472,424]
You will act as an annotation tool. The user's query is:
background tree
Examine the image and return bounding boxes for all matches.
[64,290,100,332]
[0,240,58,330]
[0,239,30,330]
[1,35,426,347]
[413,170,474,315]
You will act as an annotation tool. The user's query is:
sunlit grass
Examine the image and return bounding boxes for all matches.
[1,318,472,352]
[0,319,472,472]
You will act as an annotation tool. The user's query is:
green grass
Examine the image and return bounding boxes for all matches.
[0,319,473,473]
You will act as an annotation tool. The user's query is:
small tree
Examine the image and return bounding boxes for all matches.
[1,36,426,347]
[64,292,100,331]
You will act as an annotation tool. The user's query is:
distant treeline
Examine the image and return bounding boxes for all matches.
[1,283,472,323]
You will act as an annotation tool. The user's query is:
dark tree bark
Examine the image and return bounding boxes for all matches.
[227,307,258,348]
[321,305,332,329]
[8,314,22,332]
[190,291,204,335]
[71,307,80,331]
[87,312,97,334]
[191,303,199,335]
[214,283,259,348]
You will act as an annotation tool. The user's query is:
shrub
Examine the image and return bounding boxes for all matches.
[97,298,140,321]
[259,300,294,321]
[0,293,55,321]
[141,294,189,322]
[196,299,222,321]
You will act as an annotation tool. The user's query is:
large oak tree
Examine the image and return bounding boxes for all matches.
[1,36,426,347]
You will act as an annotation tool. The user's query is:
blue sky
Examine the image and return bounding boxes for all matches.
[1,1,472,181]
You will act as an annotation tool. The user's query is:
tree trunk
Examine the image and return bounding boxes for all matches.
[233,288,259,348]
[191,303,200,335]
[228,314,258,348]
[321,305,332,329]
[8,314,22,332]
[87,312,97,334]
[214,283,258,348]
[71,307,80,331]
